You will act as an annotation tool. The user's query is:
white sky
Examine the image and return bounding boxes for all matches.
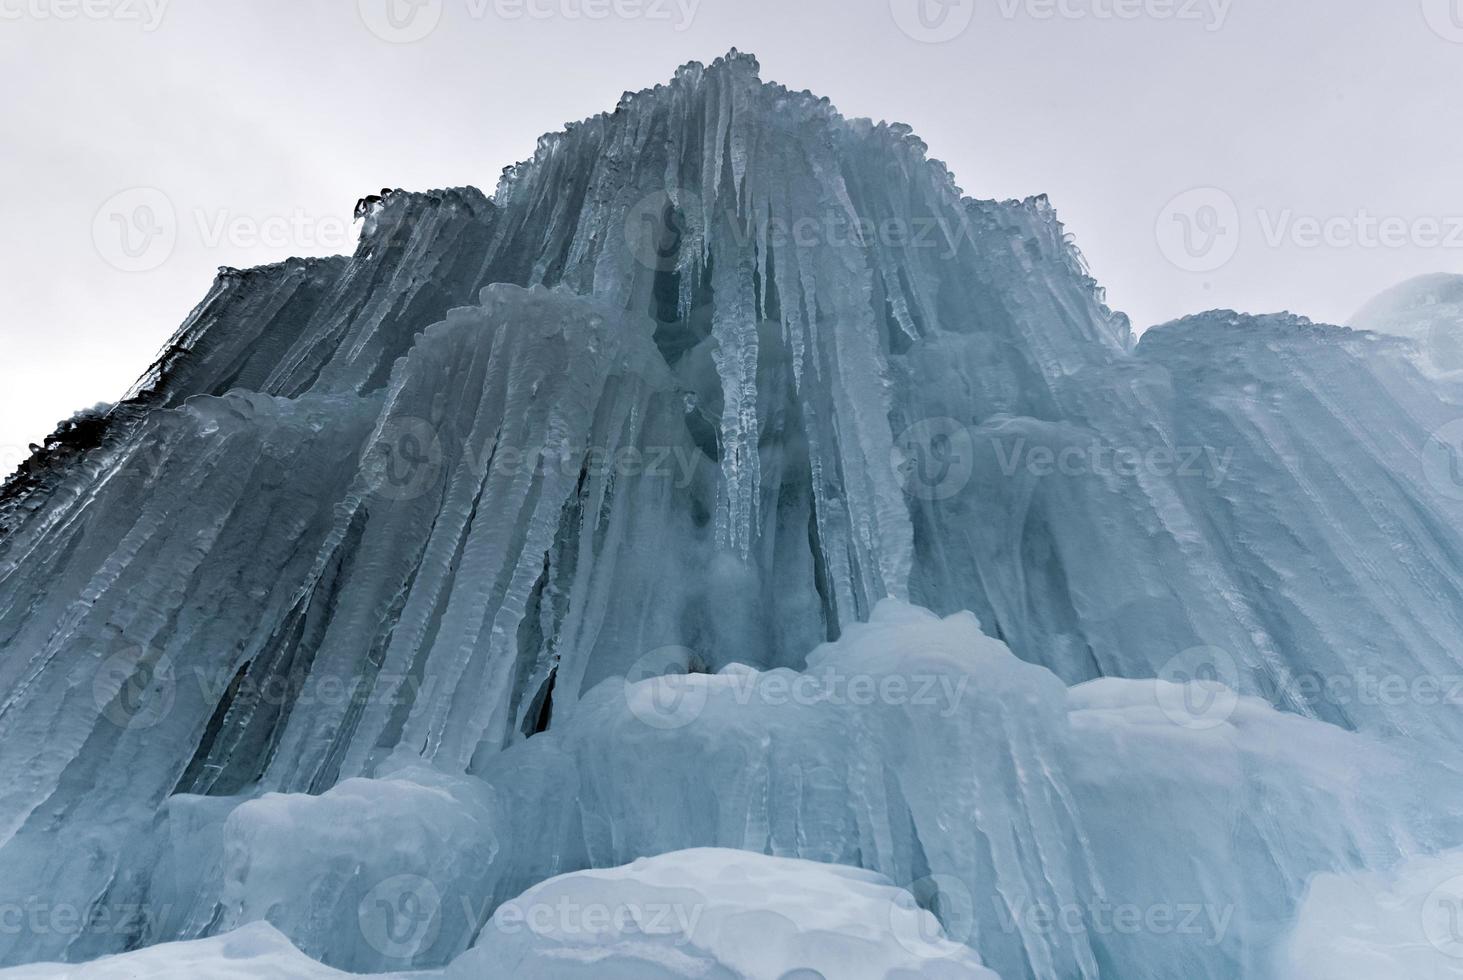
[3,0,1462,477]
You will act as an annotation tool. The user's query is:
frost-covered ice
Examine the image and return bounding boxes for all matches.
[454,848,995,979]
[1352,272,1463,375]
[3,49,1463,979]
[1278,848,1463,980]
[60,601,1463,979]
[0,922,374,980]
[0,849,991,980]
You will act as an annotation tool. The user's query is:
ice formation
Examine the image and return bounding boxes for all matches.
[1277,847,1463,980]
[1351,272,1463,376]
[4,51,1463,978]
[1,923,370,980]
[2,850,992,980]
[455,848,996,979]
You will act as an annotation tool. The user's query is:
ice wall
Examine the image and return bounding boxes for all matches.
[3,50,1463,977]
[94,603,1463,979]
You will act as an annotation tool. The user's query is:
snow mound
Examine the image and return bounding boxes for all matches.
[452,848,996,979]
[0,922,369,980]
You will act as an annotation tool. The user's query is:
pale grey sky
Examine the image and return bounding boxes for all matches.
[3,0,1462,477]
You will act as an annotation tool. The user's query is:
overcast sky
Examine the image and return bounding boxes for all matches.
[2,0,1461,476]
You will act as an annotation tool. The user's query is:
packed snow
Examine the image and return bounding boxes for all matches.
[0,849,992,980]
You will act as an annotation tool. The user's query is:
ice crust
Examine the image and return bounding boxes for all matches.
[4,50,1463,978]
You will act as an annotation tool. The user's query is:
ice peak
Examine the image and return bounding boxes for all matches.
[673,47,762,81]
[7,51,1463,980]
